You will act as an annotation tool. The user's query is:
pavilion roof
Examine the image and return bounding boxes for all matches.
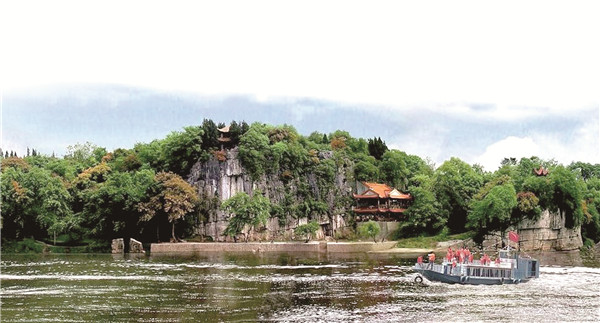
[356,182,412,199]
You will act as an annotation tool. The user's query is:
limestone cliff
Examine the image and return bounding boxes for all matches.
[187,147,354,241]
[187,148,584,250]
[518,210,583,251]
[484,209,583,251]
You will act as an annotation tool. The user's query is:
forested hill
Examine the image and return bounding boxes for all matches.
[2,119,600,251]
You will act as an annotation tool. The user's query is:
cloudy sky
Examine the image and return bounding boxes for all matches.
[2,0,599,171]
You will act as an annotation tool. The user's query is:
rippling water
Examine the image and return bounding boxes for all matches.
[1,253,600,322]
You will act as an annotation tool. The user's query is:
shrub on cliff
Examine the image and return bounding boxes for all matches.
[295,221,320,242]
[221,191,271,242]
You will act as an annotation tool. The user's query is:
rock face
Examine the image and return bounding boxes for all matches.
[518,210,583,251]
[187,147,354,242]
[483,209,583,252]
[112,238,145,253]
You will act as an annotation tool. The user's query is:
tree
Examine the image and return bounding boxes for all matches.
[0,166,74,241]
[368,137,388,160]
[238,123,271,180]
[138,172,199,242]
[134,140,163,169]
[401,174,445,236]
[307,131,327,145]
[467,181,518,242]
[229,120,249,146]
[329,130,351,150]
[581,178,600,243]
[1,157,31,171]
[358,221,381,242]
[200,118,220,151]
[380,150,409,190]
[354,158,380,182]
[160,126,204,176]
[81,169,155,242]
[549,165,584,228]
[66,142,101,167]
[221,191,271,242]
[294,221,320,242]
[433,157,484,233]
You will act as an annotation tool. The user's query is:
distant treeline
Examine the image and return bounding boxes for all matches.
[1,119,599,251]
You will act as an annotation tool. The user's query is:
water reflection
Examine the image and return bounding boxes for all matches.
[2,252,600,322]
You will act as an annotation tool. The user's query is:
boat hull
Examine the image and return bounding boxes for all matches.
[414,268,528,285]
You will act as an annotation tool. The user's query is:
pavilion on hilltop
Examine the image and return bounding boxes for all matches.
[217,125,233,151]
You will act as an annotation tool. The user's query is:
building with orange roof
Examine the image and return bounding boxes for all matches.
[352,181,412,221]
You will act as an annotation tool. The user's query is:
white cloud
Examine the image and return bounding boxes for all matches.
[388,125,450,166]
[474,116,600,171]
[3,1,598,110]
[474,136,543,171]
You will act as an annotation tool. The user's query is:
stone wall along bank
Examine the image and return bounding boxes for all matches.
[150,241,397,254]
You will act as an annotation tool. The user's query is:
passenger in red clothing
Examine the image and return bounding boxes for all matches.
[446,248,453,262]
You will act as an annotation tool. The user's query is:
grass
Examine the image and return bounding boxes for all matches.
[395,231,473,249]
[1,238,111,254]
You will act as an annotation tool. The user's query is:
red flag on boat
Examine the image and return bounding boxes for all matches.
[508,231,519,243]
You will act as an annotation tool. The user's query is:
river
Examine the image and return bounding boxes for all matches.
[1,252,599,322]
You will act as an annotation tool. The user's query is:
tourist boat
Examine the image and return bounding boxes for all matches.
[413,247,539,285]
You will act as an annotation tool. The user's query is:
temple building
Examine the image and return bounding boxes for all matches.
[352,181,412,221]
[217,125,232,150]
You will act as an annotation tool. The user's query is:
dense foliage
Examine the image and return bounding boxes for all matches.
[358,221,381,242]
[221,191,271,242]
[294,221,320,242]
[2,119,600,252]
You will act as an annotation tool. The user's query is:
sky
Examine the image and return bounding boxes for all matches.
[2,0,599,171]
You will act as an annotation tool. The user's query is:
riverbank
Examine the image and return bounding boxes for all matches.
[150,241,398,254]
[0,238,109,254]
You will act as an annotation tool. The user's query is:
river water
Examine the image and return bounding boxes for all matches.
[1,252,599,322]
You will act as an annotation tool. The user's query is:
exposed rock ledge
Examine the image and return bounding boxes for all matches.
[483,209,582,252]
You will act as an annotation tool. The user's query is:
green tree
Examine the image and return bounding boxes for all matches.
[467,181,518,242]
[200,118,220,150]
[294,220,320,242]
[81,169,155,242]
[0,166,74,241]
[229,120,249,146]
[549,165,584,228]
[238,123,271,180]
[582,178,600,243]
[221,191,271,242]
[401,174,445,236]
[380,150,409,190]
[307,131,327,145]
[368,137,388,160]
[160,126,204,176]
[358,221,381,242]
[138,172,199,242]
[65,142,105,170]
[134,140,163,170]
[354,158,380,182]
[433,157,484,233]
